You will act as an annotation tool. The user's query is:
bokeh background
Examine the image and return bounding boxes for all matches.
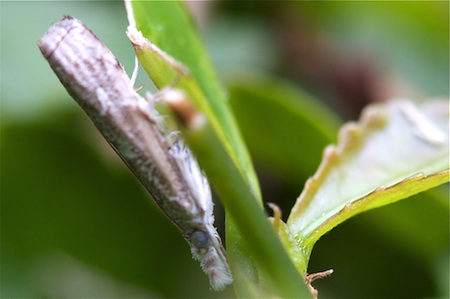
[1,1,448,298]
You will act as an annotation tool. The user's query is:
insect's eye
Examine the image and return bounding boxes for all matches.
[190,230,211,249]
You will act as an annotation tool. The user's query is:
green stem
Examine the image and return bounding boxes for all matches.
[185,122,312,298]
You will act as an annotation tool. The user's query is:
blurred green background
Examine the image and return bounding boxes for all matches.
[1,1,448,298]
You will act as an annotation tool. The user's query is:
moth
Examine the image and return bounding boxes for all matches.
[38,16,232,290]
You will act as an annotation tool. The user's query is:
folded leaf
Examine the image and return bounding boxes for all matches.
[287,99,449,256]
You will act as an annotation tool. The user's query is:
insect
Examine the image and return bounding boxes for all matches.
[38,16,232,290]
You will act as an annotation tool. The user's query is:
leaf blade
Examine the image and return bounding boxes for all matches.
[125,2,312,297]
[127,1,260,194]
[287,99,450,253]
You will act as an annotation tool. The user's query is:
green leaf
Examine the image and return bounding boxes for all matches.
[126,1,258,193]
[287,99,450,258]
[125,2,311,297]
[228,75,341,184]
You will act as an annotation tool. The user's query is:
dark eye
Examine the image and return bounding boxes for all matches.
[190,230,210,249]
